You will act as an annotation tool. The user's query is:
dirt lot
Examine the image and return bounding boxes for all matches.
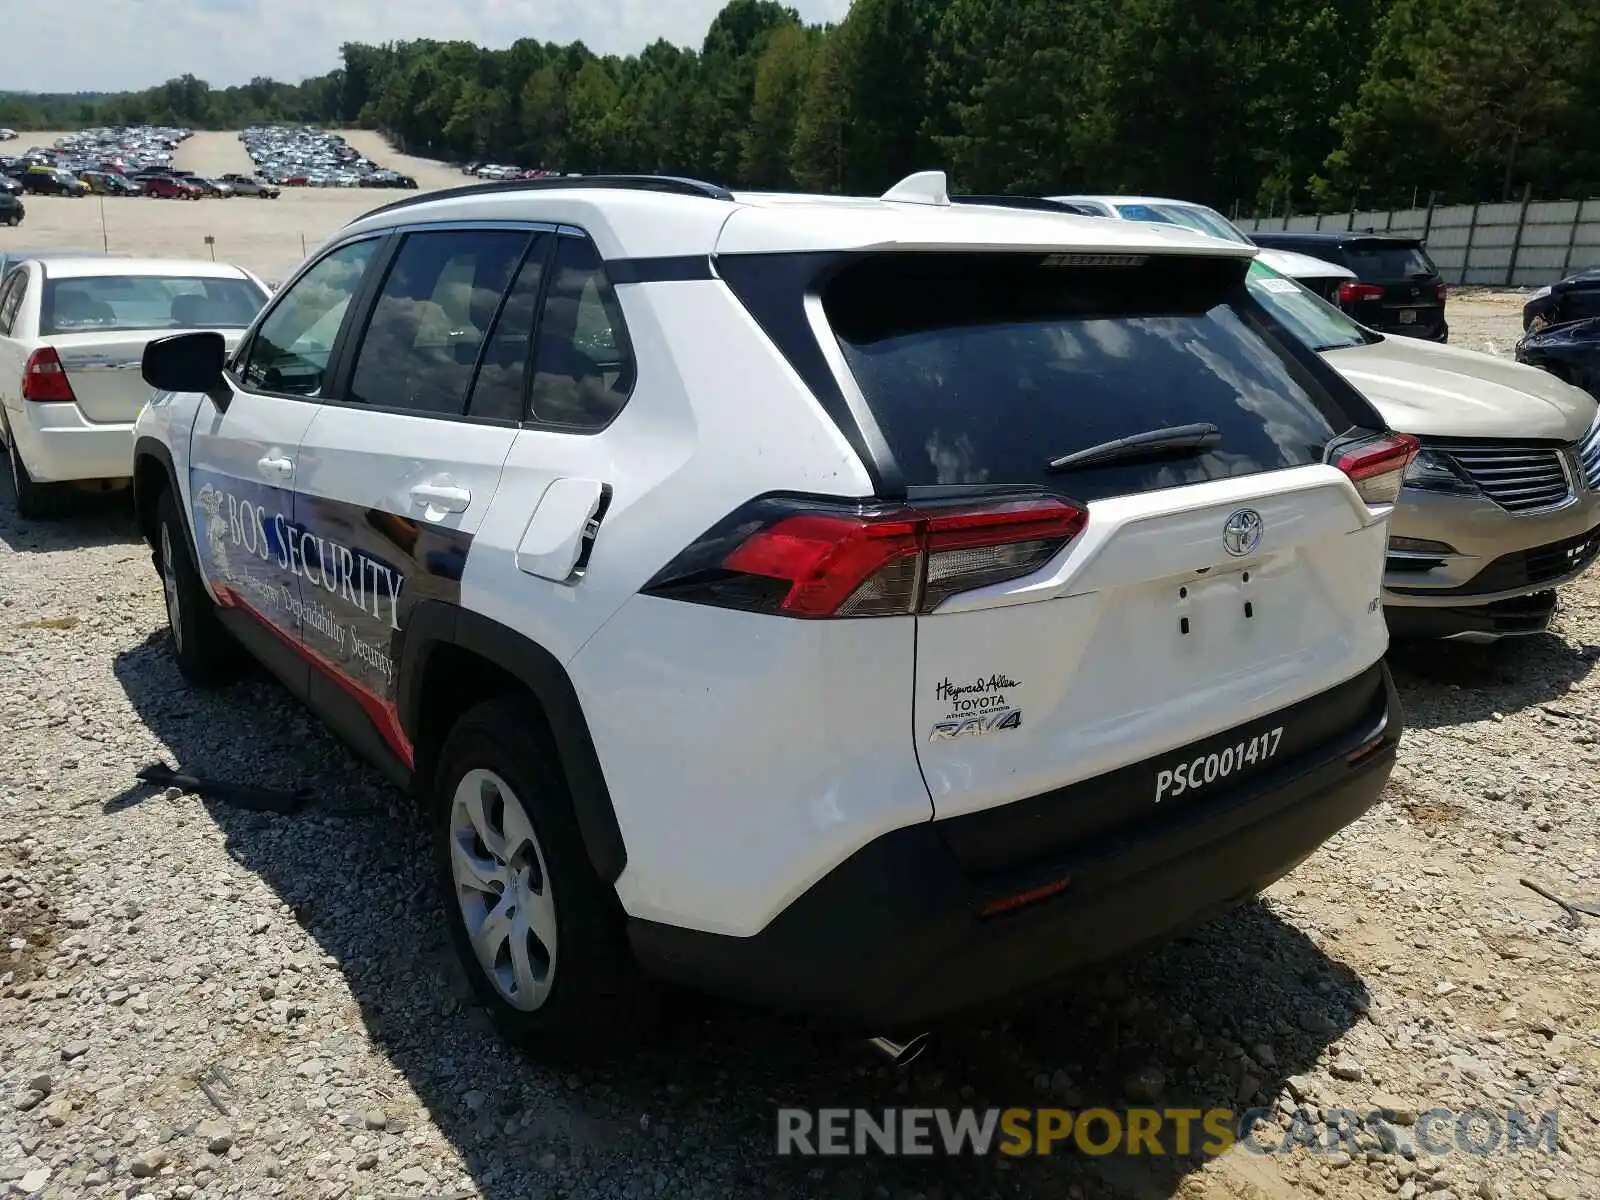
[1,141,1598,1200]
[1445,291,1533,358]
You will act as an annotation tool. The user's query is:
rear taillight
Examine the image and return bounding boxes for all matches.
[645,495,1088,618]
[21,347,75,403]
[1337,282,1386,304]
[1435,282,1448,302]
[1331,432,1419,506]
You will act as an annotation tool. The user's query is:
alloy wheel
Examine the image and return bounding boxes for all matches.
[160,522,183,654]
[448,768,558,1011]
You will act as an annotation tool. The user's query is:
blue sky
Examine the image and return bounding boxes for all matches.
[10,0,853,93]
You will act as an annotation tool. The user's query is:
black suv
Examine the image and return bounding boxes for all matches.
[1251,231,1448,342]
[0,192,21,226]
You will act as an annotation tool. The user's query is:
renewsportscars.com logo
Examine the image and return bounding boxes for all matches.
[776,1106,1560,1158]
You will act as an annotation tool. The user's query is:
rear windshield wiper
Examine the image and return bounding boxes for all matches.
[1046,423,1221,472]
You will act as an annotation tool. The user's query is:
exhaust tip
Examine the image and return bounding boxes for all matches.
[866,1033,931,1068]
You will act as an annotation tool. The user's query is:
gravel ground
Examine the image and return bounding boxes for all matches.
[1,183,1597,1200]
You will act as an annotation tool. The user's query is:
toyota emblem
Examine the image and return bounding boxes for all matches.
[1221,508,1264,557]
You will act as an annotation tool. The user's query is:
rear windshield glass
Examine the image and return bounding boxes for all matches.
[822,252,1349,500]
[1344,243,1436,280]
[1245,260,1373,352]
[42,274,267,334]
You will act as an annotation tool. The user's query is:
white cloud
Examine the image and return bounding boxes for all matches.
[9,0,854,94]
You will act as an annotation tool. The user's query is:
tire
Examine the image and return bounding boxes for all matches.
[433,697,648,1061]
[5,426,70,518]
[153,487,245,686]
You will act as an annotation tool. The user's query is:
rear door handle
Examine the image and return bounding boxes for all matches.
[409,481,472,515]
[257,454,294,480]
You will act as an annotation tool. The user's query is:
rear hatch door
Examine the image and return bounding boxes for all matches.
[820,250,1397,830]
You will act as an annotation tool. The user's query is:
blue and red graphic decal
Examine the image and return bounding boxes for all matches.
[189,468,470,766]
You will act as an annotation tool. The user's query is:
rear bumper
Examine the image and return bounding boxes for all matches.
[629,664,1401,1028]
[10,403,135,483]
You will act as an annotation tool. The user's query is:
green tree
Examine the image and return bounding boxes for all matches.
[697,0,801,182]
[831,0,951,190]
[566,59,623,170]
[926,0,1111,193]
[742,23,817,187]
[789,28,850,190]
[1326,0,1597,206]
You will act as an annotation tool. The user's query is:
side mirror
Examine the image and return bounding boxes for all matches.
[142,331,226,396]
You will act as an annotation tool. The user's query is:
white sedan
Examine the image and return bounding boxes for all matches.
[0,256,269,517]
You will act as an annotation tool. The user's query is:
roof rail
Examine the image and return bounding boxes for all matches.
[881,170,950,207]
[347,173,735,225]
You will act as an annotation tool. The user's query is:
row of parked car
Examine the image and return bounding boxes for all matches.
[240,125,417,189]
[0,125,288,214]
[458,160,565,181]
[0,125,190,193]
[0,163,282,211]
[1,171,1597,1059]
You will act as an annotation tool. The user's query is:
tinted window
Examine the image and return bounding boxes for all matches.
[1245,261,1372,352]
[823,252,1349,501]
[1344,243,1436,280]
[41,275,267,335]
[527,235,635,429]
[243,239,377,397]
[348,229,530,417]
[466,234,551,422]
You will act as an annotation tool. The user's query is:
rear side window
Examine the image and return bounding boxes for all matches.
[348,228,531,417]
[822,252,1349,501]
[41,275,268,335]
[1343,243,1436,280]
[527,235,635,429]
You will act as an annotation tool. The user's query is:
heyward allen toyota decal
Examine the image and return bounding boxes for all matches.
[930,672,1024,740]
[189,468,470,760]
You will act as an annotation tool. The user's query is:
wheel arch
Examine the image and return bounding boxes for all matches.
[398,602,628,886]
[132,435,179,551]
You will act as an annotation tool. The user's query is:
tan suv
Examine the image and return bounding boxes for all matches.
[1248,260,1600,640]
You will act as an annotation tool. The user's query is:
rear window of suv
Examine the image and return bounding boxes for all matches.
[1343,242,1436,280]
[820,251,1351,501]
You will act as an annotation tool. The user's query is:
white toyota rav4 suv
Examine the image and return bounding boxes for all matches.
[131,172,1411,1057]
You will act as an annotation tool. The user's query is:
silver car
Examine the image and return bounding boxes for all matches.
[1051,194,1357,301]
[1247,259,1600,640]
